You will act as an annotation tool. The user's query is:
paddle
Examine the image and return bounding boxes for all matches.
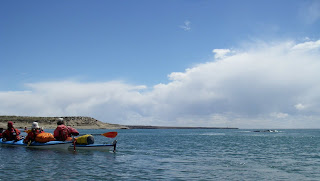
[25,130,31,133]
[101,132,118,138]
[73,136,76,152]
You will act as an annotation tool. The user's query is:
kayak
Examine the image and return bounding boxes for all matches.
[0,138,72,150]
[70,140,117,152]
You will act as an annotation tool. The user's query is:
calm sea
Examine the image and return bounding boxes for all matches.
[1,129,320,180]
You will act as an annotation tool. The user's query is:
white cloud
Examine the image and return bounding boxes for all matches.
[1,39,320,128]
[270,112,289,119]
[212,49,231,59]
[291,40,320,51]
[295,103,306,111]
[168,72,187,81]
[180,20,191,31]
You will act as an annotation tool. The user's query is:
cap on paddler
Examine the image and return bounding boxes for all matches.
[7,121,13,128]
[57,118,64,125]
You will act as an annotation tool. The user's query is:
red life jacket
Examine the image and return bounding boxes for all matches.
[2,128,21,141]
[67,127,79,136]
[24,129,42,143]
[54,125,69,141]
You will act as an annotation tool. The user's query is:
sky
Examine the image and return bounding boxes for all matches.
[1,0,320,129]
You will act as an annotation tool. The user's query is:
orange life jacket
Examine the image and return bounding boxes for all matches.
[35,132,56,143]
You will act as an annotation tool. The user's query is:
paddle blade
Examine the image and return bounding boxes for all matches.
[25,130,31,133]
[101,132,118,138]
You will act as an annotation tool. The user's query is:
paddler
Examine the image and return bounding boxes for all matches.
[23,122,43,144]
[2,121,21,141]
[54,118,79,141]
[0,128,3,138]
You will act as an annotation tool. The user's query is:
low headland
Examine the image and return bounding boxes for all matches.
[0,116,127,129]
[0,116,238,130]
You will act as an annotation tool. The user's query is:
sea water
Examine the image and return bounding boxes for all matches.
[1,129,320,180]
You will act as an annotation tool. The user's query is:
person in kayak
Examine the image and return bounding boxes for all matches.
[0,128,3,138]
[23,122,43,144]
[2,121,21,141]
[54,118,79,141]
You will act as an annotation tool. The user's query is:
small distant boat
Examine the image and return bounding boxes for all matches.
[0,138,72,150]
[69,140,117,152]
[253,130,278,133]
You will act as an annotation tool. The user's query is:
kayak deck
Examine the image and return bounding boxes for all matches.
[0,138,72,150]
[1,138,117,152]
[70,140,117,152]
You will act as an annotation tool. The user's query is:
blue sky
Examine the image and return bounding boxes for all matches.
[1,0,320,128]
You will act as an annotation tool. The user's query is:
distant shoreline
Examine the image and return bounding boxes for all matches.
[125,125,238,129]
[0,116,238,130]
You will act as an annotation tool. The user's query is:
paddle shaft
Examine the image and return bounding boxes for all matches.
[73,136,76,152]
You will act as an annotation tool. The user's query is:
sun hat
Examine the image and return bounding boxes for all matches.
[32,122,40,129]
